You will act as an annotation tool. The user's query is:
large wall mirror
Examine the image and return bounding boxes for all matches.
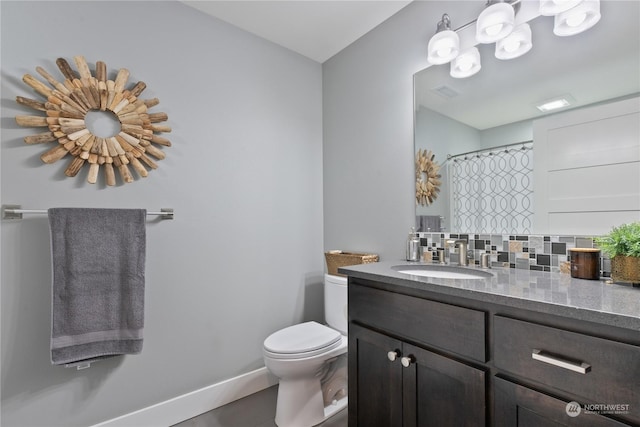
[414,1,640,235]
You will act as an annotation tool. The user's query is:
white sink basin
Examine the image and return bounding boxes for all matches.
[392,264,493,280]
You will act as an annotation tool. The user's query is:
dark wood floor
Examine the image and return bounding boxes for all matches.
[172,385,348,427]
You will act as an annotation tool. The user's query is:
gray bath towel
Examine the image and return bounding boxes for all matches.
[48,208,146,365]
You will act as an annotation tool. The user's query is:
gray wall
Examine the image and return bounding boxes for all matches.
[415,106,480,223]
[323,0,639,254]
[479,120,533,147]
[323,1,452,260]
[1,1,323,426]
[322,0,544,259]
[322,1,536,256]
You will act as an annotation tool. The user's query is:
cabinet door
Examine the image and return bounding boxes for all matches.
[349,323,403,427]
[494,377,631,427]
[403,343,486,427]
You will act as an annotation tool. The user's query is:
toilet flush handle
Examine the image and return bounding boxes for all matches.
[387,350,401,362]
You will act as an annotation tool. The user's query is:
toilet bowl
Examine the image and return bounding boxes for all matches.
[263,274,348,427]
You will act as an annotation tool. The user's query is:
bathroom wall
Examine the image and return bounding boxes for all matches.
[479,119,532,147]
[323,1,478,260]
[414,106,478,223]
[322,0,536,259]
[1,2,323,426]
[322,1,639,258]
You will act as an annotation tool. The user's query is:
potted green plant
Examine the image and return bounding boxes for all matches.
[595,222,640,284]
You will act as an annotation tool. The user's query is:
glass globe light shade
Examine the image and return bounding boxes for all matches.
[476,2,515,43]
[495,23,532,59]
[450,47,481,78]
[428,30,460,64]
[554,0,601,36]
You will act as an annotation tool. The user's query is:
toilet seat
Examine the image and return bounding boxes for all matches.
[264,321,342,359]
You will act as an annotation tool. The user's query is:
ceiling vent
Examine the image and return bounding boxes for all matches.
[432,85,460,99]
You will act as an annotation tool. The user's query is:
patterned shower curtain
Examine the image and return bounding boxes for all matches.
[451,142,534,234]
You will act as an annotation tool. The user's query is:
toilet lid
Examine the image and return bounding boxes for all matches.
[264,321,342,357]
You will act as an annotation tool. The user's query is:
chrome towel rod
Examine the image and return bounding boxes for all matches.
[2,205,174,220]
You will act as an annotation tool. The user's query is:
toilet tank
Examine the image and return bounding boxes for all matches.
[324,274,348,335]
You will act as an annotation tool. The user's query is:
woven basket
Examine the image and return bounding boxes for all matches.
[325,251,379,277]
[611,256,640,284]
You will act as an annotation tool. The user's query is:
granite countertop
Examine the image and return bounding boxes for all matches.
[339,260,640,332]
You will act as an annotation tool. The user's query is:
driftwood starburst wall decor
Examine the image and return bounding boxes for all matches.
[416,148,442,206]
[15,55,171,186]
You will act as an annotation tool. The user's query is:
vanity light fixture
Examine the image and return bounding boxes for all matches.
[427,14,460,65]
[495,23,532,60]
[450,47,482,78]
[427,0,601,78]
[553,0,601,36]
[476,1,516,44]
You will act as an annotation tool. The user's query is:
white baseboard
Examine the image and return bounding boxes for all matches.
[91,367,278,427]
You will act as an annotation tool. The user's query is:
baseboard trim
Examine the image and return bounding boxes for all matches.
[91,367,278,427]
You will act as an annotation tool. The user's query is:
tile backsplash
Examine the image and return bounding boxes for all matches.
[418,232,610,276]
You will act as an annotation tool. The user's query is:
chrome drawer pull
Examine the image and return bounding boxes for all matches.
[531,349,591,374]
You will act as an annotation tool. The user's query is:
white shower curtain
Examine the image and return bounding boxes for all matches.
[451,143,534,234]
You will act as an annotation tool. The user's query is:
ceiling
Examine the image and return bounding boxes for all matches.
[181,0,413,63]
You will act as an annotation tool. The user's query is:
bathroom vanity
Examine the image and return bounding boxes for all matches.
[339,261,640,427]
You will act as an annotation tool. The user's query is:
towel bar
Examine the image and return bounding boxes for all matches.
[2,205,174,220]
[65,361,93,370]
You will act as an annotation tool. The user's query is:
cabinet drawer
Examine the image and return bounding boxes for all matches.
[494,316,640,422]
[494,377,631,427]
[349,284,486,362]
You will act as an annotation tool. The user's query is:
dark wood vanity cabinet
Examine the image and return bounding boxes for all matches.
[348,280,640,427]
[348,284,487,427]
[492,315,639,427]
[349,323,485,427]
[348,324,402,427]
[494,377,631,427]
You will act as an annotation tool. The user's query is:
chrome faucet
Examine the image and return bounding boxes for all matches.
[446,239,469,266]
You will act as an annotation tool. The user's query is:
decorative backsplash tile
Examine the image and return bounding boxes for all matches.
[417,232,610,276]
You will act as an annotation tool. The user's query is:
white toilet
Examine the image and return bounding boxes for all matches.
[263,274,348,427]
